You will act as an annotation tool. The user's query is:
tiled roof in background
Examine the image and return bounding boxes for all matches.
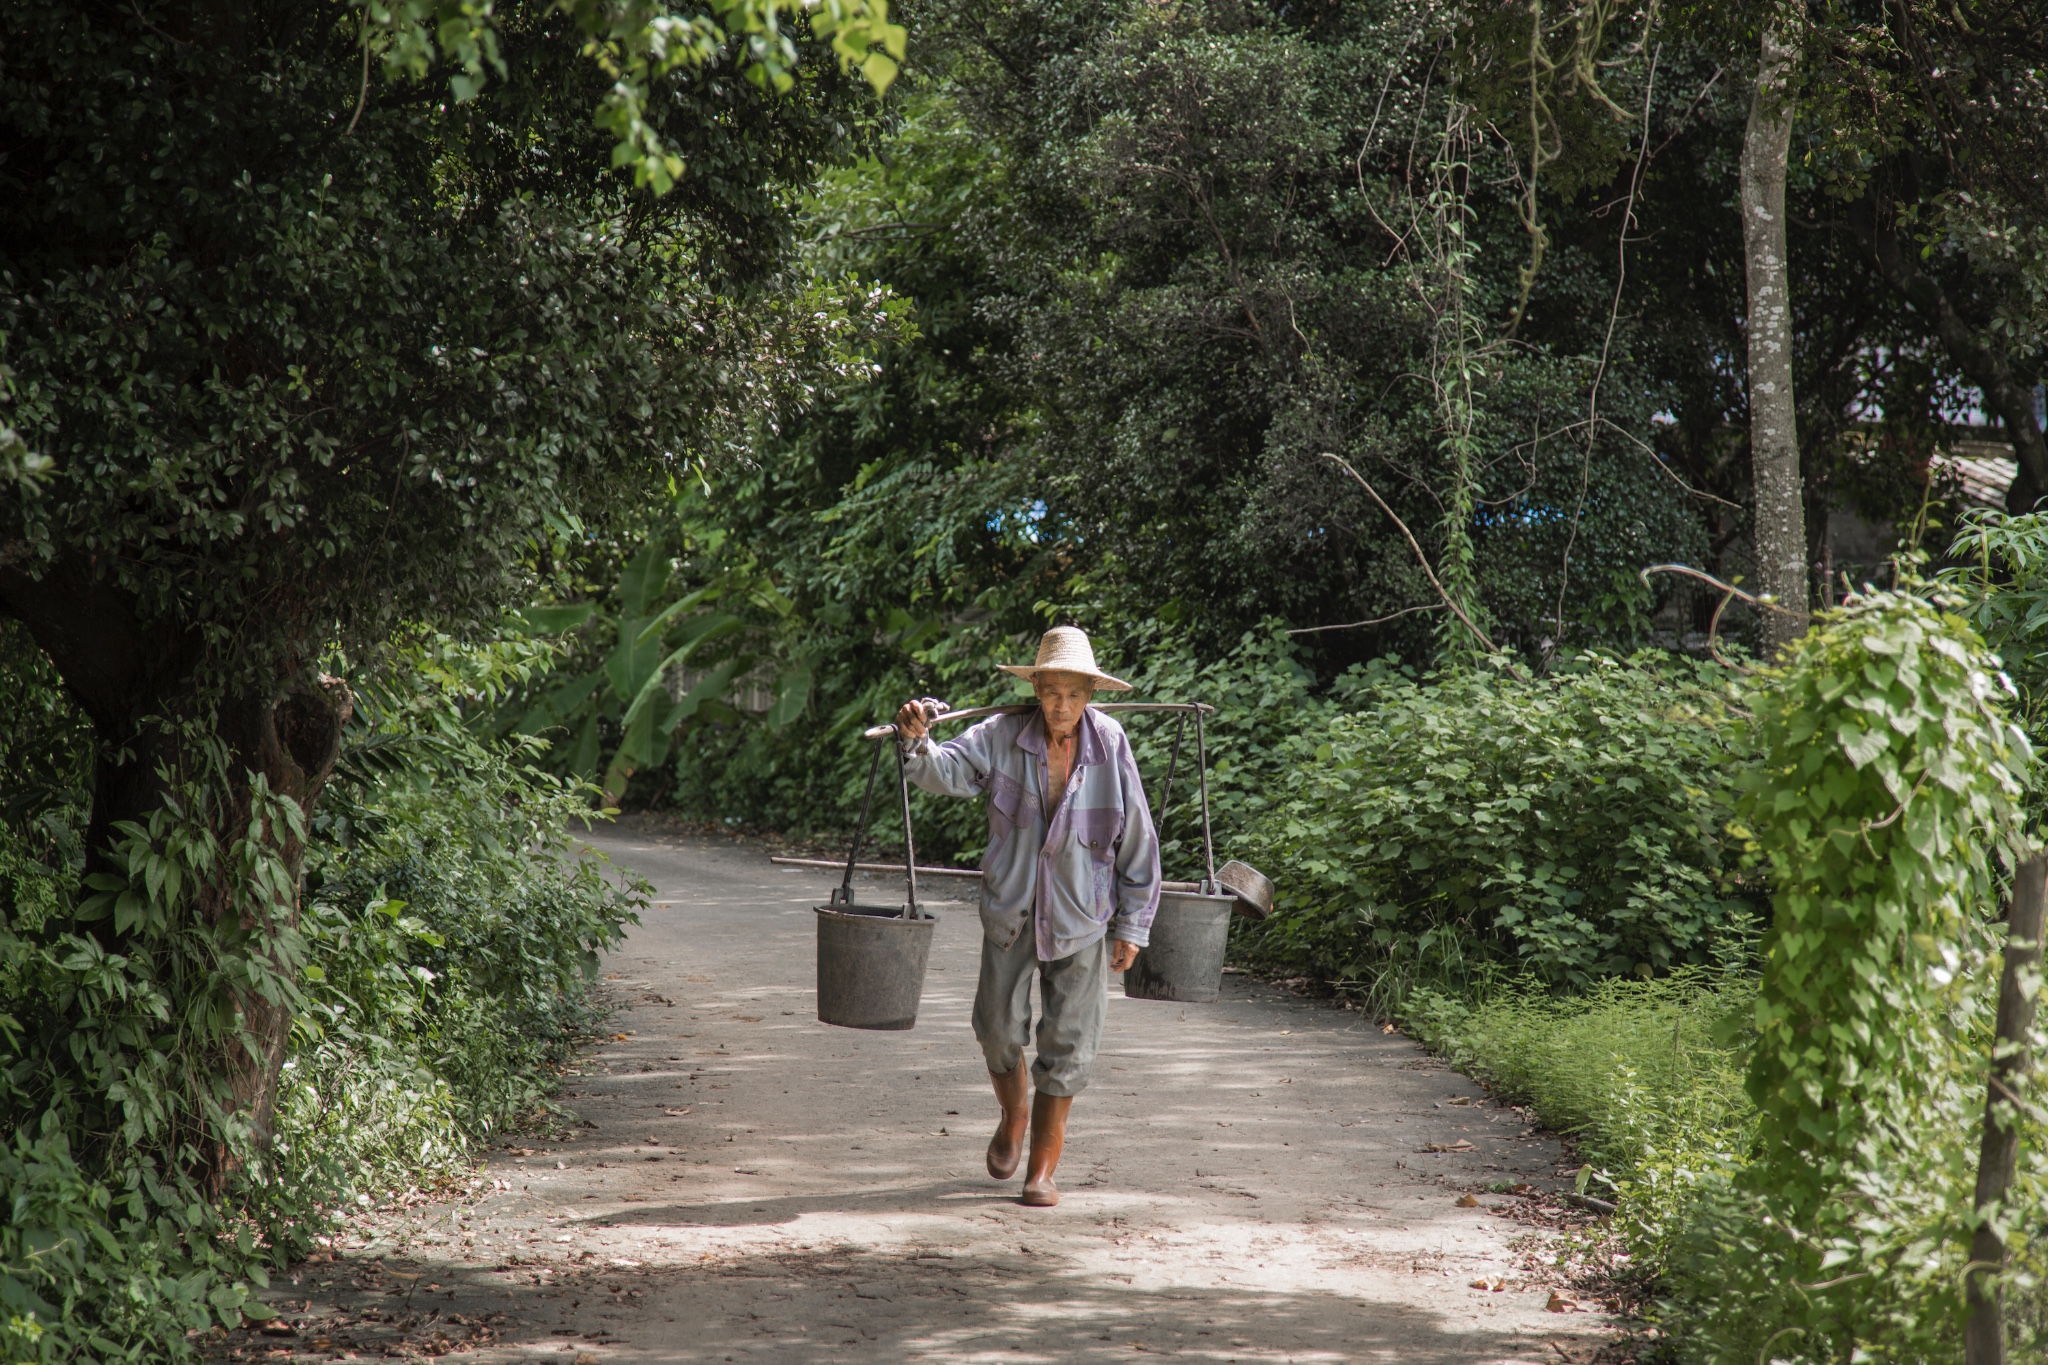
[1934,439,2016,508]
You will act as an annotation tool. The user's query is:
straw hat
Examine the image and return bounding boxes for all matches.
[998,626,1133,692]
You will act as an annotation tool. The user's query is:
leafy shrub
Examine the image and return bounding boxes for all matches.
[1402,964,2048,1364]
[0,776,320,1364]
[1239,652,1762,1005]
[0,635,641,1362]
[0,620,89,846]
[300,748,639,1145]
[278,642,642,1220]
[1404,596,2048,1364]
[1113,623,1332,882]
[0,1126,209,1365]
[1740,590,2026,1209]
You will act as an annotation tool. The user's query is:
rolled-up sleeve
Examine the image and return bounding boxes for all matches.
[900,716,1000,797]
[1108,742,1163,945]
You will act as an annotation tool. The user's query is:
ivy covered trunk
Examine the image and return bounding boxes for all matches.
[1,553,352,1171]
[201,676,352,1162]
[1722,588,2030,1359]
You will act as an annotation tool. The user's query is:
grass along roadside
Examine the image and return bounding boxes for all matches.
[1401,971,1758,1309]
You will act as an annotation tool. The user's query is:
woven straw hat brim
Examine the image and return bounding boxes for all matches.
[997,663,1133,691]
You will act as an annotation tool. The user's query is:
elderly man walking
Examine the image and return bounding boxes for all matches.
[895,626,1161,1207]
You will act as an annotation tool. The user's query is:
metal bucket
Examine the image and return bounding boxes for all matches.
[815,903,936,1030]
[1121,888,1235,1002]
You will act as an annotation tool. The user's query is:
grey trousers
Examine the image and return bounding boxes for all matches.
[972,931,1110,1097]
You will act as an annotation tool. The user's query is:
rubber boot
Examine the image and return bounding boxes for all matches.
[1020,1092,1073,1207]
[986,1061,1030,1180]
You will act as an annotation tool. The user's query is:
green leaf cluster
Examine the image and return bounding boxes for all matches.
[355,0,905,192]
[1640,590,2037,1363]
[1740,590,2028,1208]
[510,545,755,803]
[0,635,642,1361]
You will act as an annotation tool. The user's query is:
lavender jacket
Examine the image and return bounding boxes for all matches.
[902,707,1162,960]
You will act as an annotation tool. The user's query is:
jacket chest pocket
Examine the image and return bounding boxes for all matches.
[1070,807,1122,862]
[988,771,1027,840]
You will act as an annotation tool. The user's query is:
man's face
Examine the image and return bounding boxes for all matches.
[1033,671,1096,739]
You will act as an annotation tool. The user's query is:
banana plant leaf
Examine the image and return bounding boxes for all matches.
[506,543,786,801]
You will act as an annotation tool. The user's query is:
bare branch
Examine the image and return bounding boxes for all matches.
[1286,604,1445,634]
[1638,562,1802,614]
[1321,453,1525,679]
[1555,44,1661,645]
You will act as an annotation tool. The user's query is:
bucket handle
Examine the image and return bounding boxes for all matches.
[1154,712,1186,840]
[833,743,887,908]
[894,734,921,920]
[1194,709,1218,894]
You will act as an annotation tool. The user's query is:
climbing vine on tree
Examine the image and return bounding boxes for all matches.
[1742,590,2028,1204]
[1700,589,2032,1359]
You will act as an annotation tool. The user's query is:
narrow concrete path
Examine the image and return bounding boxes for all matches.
[251,829,1612,1365]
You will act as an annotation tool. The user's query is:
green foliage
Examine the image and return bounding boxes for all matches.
[1,0,870,694]
[1113,625,1331,882]
[353,0,905,191]
[1400,958,2048,1365]
[0,1128,203,1365]
[1404,970,1757,1281]
[0,634,641,1361]
[916,0,1703,660]
[0,769,318,1362]
[512,544,754,804]
[0,11,875,1348]
[0,621,88,865]
[0,363,52,492]
[1940,508,2048,754]
[1739,590,2027,1210]
[314,641,641,1117]
[1645,590,2036,1364]
[1242,653,1761,1008]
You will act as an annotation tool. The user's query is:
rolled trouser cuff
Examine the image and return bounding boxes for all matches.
[1029,1066,1089,1098]
[982,1041,1026,1077]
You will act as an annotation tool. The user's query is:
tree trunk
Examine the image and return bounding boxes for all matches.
[1965,854,2048,1365]
[1741,14,1809,653]
[0,553,351,1167]
[1847,198,2048,514]
[205,675,353,1157]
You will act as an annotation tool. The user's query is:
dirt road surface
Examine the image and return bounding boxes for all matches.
[235,829,1613,1365]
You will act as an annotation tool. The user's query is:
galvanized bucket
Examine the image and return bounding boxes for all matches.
[815,902,936,1030]
[814,740,939,1030]
[1121,887,1236,1002]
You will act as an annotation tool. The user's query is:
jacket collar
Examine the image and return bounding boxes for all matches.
[1016,706,1106,768]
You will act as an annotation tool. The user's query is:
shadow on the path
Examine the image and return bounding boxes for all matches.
[230,1240,1565,1364]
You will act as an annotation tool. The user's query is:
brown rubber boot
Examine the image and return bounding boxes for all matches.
[986,1061,1030,1180]
[1020,1092,1073,1207]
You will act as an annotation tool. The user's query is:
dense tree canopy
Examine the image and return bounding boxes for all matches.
[556,0,2048,843]
[0,1,894,855]
[0,0,899,1270]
